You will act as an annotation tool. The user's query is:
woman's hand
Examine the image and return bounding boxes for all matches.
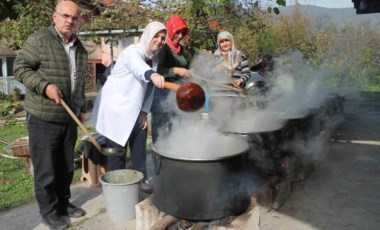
[173,67,191,78]
[151,73,165,88]
[139,112,148,130]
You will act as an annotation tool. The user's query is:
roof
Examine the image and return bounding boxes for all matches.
[0,43,16,56]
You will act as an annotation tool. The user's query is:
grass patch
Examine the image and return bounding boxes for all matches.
[0,157,35,211]
[0,116,85,212]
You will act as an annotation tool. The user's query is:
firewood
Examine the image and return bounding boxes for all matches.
[149,215,177,230]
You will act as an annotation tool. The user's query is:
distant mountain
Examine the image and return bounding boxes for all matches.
[277,5,380,29]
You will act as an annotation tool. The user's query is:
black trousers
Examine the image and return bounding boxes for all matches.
[106,119,148,180]
[26,113,77,217]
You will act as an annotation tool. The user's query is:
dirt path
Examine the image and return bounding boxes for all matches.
[260,95,380,230]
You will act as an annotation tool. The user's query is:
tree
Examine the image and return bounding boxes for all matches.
[0,0,286,60]
[179,0,285,62]
[0,0,28,21]
[0,0,55,50]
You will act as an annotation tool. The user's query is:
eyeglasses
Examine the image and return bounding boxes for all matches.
[55,11,79,22]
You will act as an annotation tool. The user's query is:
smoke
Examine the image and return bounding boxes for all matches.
[154,50,346,169]
[150,50,351,217]
[264,51,345,161]
[154,117,249,159]
[266,51,332,116]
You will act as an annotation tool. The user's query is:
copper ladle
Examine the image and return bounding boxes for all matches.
[164,82,205,112]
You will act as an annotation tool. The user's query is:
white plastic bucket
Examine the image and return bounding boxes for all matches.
[99,169,143,221]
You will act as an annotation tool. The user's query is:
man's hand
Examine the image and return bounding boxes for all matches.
[151,73,165,88]
[45,84,63,104]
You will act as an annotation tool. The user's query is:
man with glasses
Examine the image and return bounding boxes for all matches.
[13,1,87,229]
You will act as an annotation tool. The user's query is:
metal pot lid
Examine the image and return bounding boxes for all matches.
[153,136,249,161]
[244,72,266,91]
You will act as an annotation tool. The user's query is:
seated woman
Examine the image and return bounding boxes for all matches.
[213,31,251,88]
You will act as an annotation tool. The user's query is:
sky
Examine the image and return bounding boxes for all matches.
[272,0,354,9]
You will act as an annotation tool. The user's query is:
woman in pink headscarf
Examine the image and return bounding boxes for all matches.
[151,15,193,144]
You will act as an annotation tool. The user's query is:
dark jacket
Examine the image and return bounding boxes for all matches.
[13,25,88,122]
[156,44,192,83]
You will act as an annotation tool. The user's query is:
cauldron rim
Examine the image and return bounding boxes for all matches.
[152,139,249,161]
[223,127,283,135]
[222,119,285,134]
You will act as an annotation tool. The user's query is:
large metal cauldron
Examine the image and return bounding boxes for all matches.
[208,90,246,114]
[152,137,251,221]
[280,109,319,142]
[222,120,286,177]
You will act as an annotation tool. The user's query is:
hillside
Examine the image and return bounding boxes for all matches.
[278,5,380,29]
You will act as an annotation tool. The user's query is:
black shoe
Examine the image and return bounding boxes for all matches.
[42,211,69,230]
[57,203,86,218]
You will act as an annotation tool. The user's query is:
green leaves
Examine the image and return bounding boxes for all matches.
[273,7,280,14]
[276,0,286,6]
[0,0,54,50]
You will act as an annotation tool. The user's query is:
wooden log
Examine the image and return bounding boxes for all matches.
[228,198,259,230]
[135,196,159,230]
[136,196,259,230]
[208,197,259,230]
[149,215,178,230]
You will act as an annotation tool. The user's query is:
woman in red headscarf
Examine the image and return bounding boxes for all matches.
[151,15,193,144]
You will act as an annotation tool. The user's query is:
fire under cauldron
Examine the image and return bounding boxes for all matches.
[152,136,252,221]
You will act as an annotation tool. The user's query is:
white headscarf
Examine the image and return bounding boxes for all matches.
[216,31,235,53]
[213,31,241,71]
[138,21,167,60]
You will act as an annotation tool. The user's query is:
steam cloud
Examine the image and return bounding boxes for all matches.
[154,50,344,162]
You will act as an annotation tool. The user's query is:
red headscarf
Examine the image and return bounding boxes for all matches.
[166,15,189,54]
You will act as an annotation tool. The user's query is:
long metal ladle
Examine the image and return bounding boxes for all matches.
[190,73,245,94]
[61,99,124,157]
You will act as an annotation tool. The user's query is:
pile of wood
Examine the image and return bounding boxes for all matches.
[135,196,259,230]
